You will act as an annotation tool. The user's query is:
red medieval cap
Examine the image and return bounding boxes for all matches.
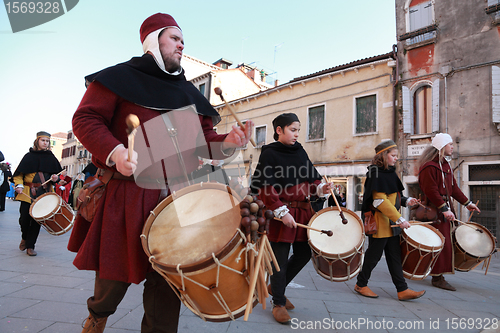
[140,13,181,44]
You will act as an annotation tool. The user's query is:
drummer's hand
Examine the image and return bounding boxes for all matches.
[321,182,334,195]
[466,203,481,213]
[50,174,59,182]
[111,146,137,177]
[281,213,297,228]
[399,220,411,229]
[222,120,254,149]
[407,197,419,207]
[59,186,65,191]
[15,187,23,194]
[443,210,455,222]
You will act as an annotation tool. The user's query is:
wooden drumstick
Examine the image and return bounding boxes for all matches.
[126,114,140,162]
[19,192,33,201]
[264,236,280,272]
[467,200,479,223]
[214,87,256,147]
[454,219,483,233]
[244,234,267,321]
[391,221,434,227]
[275,217,333,236]
[40,170,65,187]
[322,175,348,224]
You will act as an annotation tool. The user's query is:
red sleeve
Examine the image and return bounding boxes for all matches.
[72,82,122,168]
[199,115,229,160]
[450,174,469,205]
[257,185,285,211]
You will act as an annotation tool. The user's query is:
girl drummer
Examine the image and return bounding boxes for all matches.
[417,133,480,291]
[13,131,63,256]
[250,113,332,324]
[355,140,425,301]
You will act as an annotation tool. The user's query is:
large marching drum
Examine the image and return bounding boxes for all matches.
[453,222,496,272]
[308,207,365,282]
[29,192,75,236]
[400,223,445,280]
[141,182,257,322]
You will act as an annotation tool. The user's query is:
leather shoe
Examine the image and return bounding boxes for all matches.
[82,313,107,333]
[267,284,294,310]
[26,248,37,256]
[354,284,379,298]
[432,275,456,291]
[398,288,426,301]
[272,305,291,324]
[19,239,26,251]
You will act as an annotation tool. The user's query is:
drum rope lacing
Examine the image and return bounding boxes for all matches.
[400,234,442,278]
[311,243,363,282]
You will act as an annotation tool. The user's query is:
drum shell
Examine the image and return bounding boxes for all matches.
[400,223,444,280]
[141,182,255,322]
[29,192,75,236]
[453,222,496,272]
[308,207,364,282]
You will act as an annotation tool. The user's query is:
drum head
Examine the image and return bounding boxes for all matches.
[146,183,241,266]
[404,225,442,248]
[309,208,363,256]
[455,223,494,258]
[31,193,60,219]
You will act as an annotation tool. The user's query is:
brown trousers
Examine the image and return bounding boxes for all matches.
[88,270,181,333]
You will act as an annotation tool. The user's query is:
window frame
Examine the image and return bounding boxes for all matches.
[353,92,378,136]
[254,124,267,148]
[306,103,326,142]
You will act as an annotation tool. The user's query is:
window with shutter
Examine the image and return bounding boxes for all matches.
[407,1,435,45]
[355,95,377,135]
[307,105,325,141]
[492,66,500,124]
[255,125,266,147]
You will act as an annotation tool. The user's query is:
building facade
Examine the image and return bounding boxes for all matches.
[395,0,500,239]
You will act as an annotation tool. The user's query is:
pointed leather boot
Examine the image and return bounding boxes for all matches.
[82,313,107,333]
[272,305,291,324]
[432,275,456,291]
[267,284,295,310]
[398,289,426,301]
[354,284,379,298]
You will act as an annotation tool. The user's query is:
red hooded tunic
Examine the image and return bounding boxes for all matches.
[68,81,228,284]
[418,156,470,275]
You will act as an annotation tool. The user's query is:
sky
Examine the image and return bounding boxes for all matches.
[0,0,397,170]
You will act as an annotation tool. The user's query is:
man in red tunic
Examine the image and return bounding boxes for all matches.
[417,133,480,291]
[69,13,253,333]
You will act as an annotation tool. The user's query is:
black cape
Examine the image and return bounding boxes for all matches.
[13,149,63,177]
[361,165,404,214]
[85,54,221,125]
[250,141,321,193]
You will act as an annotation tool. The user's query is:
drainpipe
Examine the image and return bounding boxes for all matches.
[392,44,399,142]
[445,75,448,133]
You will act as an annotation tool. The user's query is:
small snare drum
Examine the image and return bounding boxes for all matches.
[400,223,444,280]
[29,192,75,236]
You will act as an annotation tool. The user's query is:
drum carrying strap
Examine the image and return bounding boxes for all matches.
[163,113,192,187]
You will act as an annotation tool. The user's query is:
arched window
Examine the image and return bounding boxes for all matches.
[402,80,440,135]
[413,85,432,134]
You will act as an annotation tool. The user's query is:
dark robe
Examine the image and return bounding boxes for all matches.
[250,142,322,243]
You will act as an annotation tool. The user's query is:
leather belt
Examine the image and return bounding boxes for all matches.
[98,169,134,182]
[24,182,42,188]
[282,200,311,210]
